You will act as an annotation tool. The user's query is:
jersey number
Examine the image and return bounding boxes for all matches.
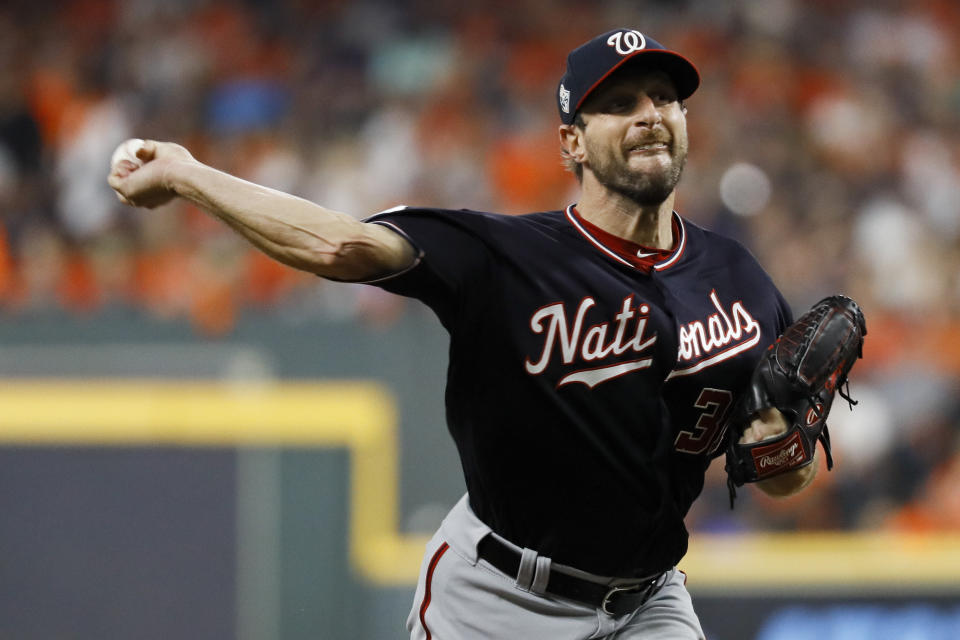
[674,388,733,455]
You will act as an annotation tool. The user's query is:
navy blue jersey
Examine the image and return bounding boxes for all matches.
[365,205,791,577]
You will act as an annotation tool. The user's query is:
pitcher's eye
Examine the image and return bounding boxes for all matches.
[649,86,679,105]
[605,97,634,113]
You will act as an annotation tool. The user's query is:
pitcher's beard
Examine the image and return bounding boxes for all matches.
[588,144,688,206]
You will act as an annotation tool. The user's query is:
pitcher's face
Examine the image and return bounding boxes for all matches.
[577,69,689,205]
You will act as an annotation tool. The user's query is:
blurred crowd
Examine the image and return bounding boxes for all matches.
[2,0,960,533]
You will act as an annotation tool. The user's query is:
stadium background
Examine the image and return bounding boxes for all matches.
[1,0,959,638]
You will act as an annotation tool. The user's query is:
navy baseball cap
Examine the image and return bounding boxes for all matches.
[557,29,700,124]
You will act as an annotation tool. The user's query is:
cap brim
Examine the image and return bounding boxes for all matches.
[574,49,700,115]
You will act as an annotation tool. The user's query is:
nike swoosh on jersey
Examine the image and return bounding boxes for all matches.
[557,358,653,389]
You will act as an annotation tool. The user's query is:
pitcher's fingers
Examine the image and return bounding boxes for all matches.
[110,160,140,178]
[107,174,135,206]
[136,140,157,163]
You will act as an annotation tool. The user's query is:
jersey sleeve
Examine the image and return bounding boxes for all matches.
[360,207,493,324]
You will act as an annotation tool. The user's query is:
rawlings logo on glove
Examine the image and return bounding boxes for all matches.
[725,295,867,507]
[754,433,805,474]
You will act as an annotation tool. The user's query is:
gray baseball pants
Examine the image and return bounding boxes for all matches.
[407,494,706,639]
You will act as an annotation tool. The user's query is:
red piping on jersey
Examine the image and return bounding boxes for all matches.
[565,206,633,267]
[564,205,686,272]
[653,215,686,271]
[419,542,449,640]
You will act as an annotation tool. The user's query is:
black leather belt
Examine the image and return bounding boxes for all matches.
[476,534,666,616]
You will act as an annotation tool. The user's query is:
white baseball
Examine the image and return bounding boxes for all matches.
[110,138,145,170]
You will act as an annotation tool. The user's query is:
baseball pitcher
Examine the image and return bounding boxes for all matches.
[109,28,865,640]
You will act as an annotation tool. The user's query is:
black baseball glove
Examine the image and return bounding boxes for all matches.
[725,295,867,507]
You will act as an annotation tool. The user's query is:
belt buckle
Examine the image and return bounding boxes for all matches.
[601,583,645,615]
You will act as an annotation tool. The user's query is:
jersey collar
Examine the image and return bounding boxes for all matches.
[564,205,686,273]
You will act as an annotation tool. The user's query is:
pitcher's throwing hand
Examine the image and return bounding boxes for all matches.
[108,139,196,209]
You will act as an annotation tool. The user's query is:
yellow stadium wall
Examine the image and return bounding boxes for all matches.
[1,380,957,639]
